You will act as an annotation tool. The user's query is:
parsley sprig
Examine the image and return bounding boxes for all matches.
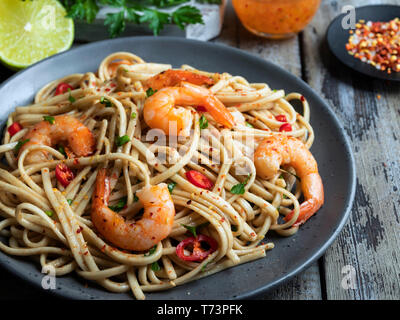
[60,0,221,38]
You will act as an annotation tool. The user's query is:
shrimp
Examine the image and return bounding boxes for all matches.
[91,169,175,251]
[19,115,95,164]
[108,59,133,77]
[253,134,324,226]
[143,81,234,136]
[144,69,214,91]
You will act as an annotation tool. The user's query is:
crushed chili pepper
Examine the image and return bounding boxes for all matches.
[346,18,400,74]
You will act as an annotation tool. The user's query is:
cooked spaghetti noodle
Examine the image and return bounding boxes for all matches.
[0,52,323,299]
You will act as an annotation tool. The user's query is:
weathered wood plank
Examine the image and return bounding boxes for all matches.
[302,0,400,299]
[214,2,323,300]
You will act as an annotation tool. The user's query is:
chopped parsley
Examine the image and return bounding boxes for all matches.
[67,199,73,206]
[245,122,254,128]
[181,223,197,237]
[43,116,55,124]
[108,197,127,212]
[131,112,137,119]
[58,145,67,157]
[100,96,113,107]
[151,261,161,271]
[146,88,157,97]
[116,135,130,147]
[67,88,76,103]
[45,210,54,217]
[14,139,29,152]
[181,221,210,238]
[144,245,157,257]
[167,182,177,194]
[199,114,208,129]
[230,174,251,195]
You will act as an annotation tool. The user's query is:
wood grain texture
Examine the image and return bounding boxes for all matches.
[214,2,323,300]
[302,0,400,299]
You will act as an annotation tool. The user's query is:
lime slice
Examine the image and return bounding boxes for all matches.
[0,0,74,70]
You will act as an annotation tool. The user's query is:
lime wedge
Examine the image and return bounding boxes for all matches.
[0,0,74,70]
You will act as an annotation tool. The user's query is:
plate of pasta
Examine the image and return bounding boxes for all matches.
[0,37,355,300]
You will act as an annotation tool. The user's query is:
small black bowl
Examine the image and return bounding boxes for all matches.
[326,4,400,81]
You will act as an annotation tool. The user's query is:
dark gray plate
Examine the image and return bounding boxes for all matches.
[326,4,400,81]
[0,37,356,300]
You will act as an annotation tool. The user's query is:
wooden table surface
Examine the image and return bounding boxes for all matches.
[0,0,399,300]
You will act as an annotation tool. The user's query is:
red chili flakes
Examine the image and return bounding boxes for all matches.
[73,158,80,165]
[76,226,83,234]
[346,18,400,74]
[300,95,305,102]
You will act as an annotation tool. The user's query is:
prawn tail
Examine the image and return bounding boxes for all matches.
[284,198,322,227]
[204,96,235,129]
[93,169,111,207]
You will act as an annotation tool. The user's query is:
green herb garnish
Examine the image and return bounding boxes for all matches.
[108,197,127,212]
[245,122,254,128]
[62,1,219,37]
[230,174,251,195]
[167,182,177,194]
[67,199,73,206]
[67,88,76,103]
[146,87,157,97]
[14,139,29,152]
[199,114,208,129]
[100,96,112,107]
[43,116,55,124]
[181,223,197,237]
[131,112,137,119]
[45,210,54,217]
[116,135,130,147]
[144,245,157,257]
[151,261,161,271]
[181,221,209,238]
[58,145,67,157]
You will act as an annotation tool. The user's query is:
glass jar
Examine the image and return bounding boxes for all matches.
[232,0,321,39]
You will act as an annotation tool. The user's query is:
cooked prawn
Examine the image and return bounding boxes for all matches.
[253,134,324,226]
[143,81,234,136]
[145,69,214,91]
[91,169,175,251]
[108,59,133,77]
[19,115,95,164]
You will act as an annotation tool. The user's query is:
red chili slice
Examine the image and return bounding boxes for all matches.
[279,123,292,132]
[176,235,218,262]
[275,115,287,122]
[55,163,75,187]
[196,106,207,112]
[7,122,22,137]
[55,82,73,96]
[185,170,214,190]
